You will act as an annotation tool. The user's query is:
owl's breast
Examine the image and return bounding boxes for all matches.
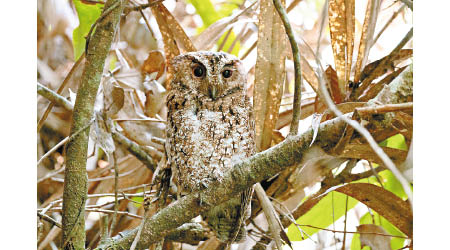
[167,98,254,192]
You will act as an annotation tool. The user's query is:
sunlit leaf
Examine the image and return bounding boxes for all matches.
[72,0,103,60]
[287,191,359,241]
[351,211,406,250]
[328,0,350,93]
[193,2,256,52]
[358,224,392,250]
[189,0,242,55]
[151,2,196,87]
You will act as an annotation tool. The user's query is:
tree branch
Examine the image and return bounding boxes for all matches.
[96,64,412,249]
[272,0,303,136]
[61,0,124,248]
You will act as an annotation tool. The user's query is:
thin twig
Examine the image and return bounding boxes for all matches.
[37,118,94,166]
[128,0,156,38]
[272,0,303,136]
[295,224,409,239]
[130,186,148,250]
[37,82,74,111]
[356,102,412,115]
[341,195,349,250]
[109,151,120,237]
[315,0,329,56]
[399,0,413,11]
[37,165,65,183]
[373,4,407,46]
[239,0,302,61]
[37,212,62,228]
[37,53,85,132]
[46,207,143,219]
[124,0,164,12]
[314,53,413,206]
[254,183,283,250]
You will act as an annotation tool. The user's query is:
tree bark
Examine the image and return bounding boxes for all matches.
[96,64,412,250]
[62,1,124,249]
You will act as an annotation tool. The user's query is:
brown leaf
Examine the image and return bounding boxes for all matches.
[275,97,315,130]
[328,0,348,92]
[325,66,343,104]
[353,0,382,83]
[90,112,115,154]
[253,0,287,151]
[358,65,407,101]
[335,183,412,237]
[359,49,412,83]
[144,79,167,117]
[337,143,408,165]
[141,50,166,80]
[104,84,125,117]
[357,224,392,250]
[151,2,196,88]
[344,0,355,83]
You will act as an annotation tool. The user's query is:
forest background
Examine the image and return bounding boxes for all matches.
[0,0,447,249]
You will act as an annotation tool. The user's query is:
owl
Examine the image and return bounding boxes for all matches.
[165,51,255,243]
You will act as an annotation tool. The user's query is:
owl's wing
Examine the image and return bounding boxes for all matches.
[228,186,254,243]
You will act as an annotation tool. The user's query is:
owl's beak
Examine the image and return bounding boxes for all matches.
[208,85,217,100]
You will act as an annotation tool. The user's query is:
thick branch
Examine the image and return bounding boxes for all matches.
[96,62,412,249]
[61,0,124,249]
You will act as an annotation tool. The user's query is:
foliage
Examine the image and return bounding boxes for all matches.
[37,0,413,249]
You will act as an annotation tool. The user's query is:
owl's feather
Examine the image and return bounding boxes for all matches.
[165,51,255,243]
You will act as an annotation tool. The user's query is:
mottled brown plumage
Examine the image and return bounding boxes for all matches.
[165,51,255,243]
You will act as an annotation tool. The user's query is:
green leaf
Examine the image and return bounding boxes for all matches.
[351,211,406,250]
[287,191,359,241]
[379,134,408,151]
[72,0,103,60]
[188,0,241,55]
[131,189,144,208]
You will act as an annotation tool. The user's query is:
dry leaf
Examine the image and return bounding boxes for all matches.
[338,143,408,165]
[141,50,166,80]
[275,97,316,130]
[358,224,392,250]
[360,49,412,83]
[354,0,382,83]
[325,66,343,104]
[113,68,145,92]
[335,183,413,237]
[103,83,125,117]
[151,2,195,87]
[90,112,115,155]
[253,0,287,151]
[358,66,407,101]
[328,0,348,91]
[144,79,167,117]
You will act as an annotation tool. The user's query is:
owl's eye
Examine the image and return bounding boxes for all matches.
[193,65,205,77]
[222,69,232,78]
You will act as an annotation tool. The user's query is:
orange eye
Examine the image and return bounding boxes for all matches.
[222,69,232,78]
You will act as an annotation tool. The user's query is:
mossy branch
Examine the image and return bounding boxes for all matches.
[61,0,124,249]
[96,64,412,249]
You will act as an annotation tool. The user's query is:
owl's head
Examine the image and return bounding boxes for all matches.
[170,51,247,100]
